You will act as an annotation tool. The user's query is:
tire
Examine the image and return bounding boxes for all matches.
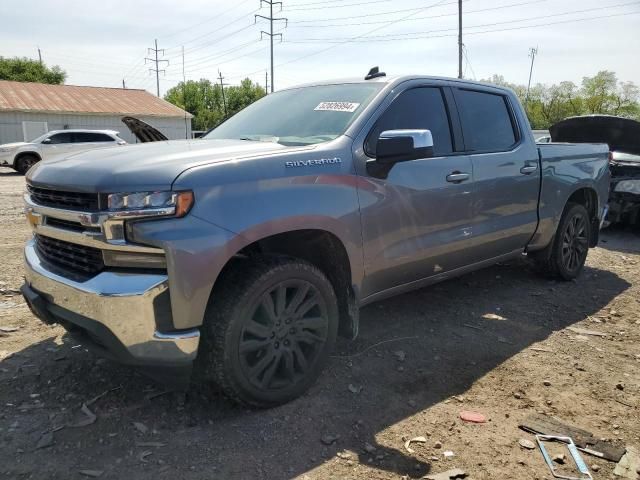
[196,256,339,408]
[14,154,39,175]
[534,202,591,280]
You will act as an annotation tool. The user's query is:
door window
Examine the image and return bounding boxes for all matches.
[365,87,453,156]
[455,89,518,152]
[73,132,115,143]
[47,133,73,144]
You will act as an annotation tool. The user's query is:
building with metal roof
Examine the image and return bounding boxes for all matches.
[0,80,192,144]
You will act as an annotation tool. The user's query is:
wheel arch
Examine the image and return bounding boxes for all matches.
[212,227,360,340]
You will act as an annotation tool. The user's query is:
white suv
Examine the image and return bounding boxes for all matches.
[0,129,127,174]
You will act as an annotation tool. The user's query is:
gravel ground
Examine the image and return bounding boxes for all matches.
[0,166,638,479]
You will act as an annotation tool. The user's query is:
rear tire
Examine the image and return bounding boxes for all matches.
[15,154,39,175]
[533,202,591,280]
[195,256,338,408]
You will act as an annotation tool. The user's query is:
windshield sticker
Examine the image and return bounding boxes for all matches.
[314,102,360,113]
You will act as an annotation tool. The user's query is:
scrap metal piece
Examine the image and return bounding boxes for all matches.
[536,435,593,480]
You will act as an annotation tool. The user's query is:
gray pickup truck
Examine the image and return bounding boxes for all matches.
[21,72,610,407]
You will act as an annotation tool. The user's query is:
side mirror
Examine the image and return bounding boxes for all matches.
[376,129,434,165]
[41,138,52,144]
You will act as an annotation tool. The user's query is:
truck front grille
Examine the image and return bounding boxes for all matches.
[35,234,104,275]
[28,185,99,211]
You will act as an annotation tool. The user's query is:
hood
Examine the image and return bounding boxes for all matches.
[549,115,640,156]
[0,142,29,150]
[121,116,168,143]
[27,139,308,193]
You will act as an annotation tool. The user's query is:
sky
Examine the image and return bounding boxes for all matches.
[1,0,638,97]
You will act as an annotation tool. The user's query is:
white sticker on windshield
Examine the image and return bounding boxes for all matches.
[314,101,360,113]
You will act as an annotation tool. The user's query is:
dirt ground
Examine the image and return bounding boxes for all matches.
[0,166,638,480]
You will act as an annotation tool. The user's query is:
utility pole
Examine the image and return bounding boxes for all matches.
[265,71,268,94]
[182,46,189,139]
[525,46,538,106]
[255,0,287,93]
[122,79,126,89]
[145,39,169,97]
[218,71,228,117]
[458,0,463,79]
[37,47,42,65]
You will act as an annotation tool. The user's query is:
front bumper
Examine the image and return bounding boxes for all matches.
[22,239,200,368]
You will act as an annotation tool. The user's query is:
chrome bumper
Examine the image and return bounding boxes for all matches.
[23,239,199,366]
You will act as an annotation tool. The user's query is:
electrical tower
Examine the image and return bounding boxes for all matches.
[255,0,287,93]
[218,71,228,117]
[525,47,538,107]
[145,39,169,97]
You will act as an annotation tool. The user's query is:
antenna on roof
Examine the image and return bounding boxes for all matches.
[365,66,386,80]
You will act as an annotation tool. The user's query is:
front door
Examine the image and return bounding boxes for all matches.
[356,86,475,298]
[40,132,75,160]
[452,87,540,260]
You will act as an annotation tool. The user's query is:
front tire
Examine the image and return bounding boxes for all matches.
[196,256,338,408]
[534,202,591,280]
[15,154,39,175]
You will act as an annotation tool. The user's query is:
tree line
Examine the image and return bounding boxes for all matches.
[482,71,639,129]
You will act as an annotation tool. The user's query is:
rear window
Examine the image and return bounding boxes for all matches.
[455,89,517,152]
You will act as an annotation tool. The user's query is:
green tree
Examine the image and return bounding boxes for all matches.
[0,57,66,84]
[482,70,640,128]
[165,78,265,131]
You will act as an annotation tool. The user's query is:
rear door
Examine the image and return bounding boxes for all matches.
[356,85,475,297]
[452,87,540,260]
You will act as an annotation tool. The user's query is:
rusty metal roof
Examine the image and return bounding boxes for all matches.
[0,80,192,118]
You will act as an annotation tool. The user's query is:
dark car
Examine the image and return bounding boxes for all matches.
[550,115,640,226]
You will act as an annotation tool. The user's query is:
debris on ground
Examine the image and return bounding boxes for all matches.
[566,326,607,337]
[520,414,626,462]
[135,441,166,448]
[443,451,455,459]
[482,313,506,321]
[68,403,97,428]
[614,446,640,479]
[133,422,149,434]
[348,384,363,394]
[518,438,536,450]
[78,470,103,478]
[138,450,153,463]
[393,350,406,362]
[320,434,339,446]
[363,442,376,453]
[459,411,486,423]
[424,468,467,480]
[553,453,567,464]
[35,431,54,450]
[0,326,19,333]
[403,435,428,453]
[336,451,352,460]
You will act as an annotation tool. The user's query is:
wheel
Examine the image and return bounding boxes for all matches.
[15,154,39,175]
[196,256,338,407]
[534,202,591,280]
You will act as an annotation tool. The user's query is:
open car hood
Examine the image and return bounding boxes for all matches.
[549,115,640,156]
[121,116,169,143]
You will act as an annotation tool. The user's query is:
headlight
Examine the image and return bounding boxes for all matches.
[614,180,640,194]
[107,190,194,217]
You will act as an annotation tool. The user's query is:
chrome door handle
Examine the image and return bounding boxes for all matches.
[520,163,538,174]
[446,172,470,183]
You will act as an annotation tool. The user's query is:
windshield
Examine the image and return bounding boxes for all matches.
[204,83,384,146]
[30,132,51,143]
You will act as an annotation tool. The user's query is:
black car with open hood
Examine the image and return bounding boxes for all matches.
[550,115,640,226]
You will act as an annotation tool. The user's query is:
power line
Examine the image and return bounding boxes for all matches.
[162,0,254,41]
[146,39,169,97]
[287,2,640,42]
[288,0,536,28]
[255,0,288,92]
[284,0,391,11]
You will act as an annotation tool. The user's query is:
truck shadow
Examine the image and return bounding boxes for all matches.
[0,259,631,479]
